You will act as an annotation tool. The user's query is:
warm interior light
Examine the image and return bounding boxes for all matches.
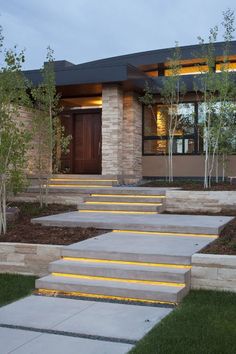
[51,272,185,287]
[36,289,177,305]
[112,230,218,238]
[216,62,236,72]
[62,257,191,269]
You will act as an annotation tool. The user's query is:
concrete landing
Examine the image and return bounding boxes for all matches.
[0,295,172,353]
[62,231,216,264]
[32,211,233,234]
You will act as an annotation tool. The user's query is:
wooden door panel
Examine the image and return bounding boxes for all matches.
[60,112,73,172]
[73,112,101,174]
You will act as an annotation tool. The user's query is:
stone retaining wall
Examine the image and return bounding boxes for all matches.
[166,190,236,213]
[0,243,62,277]
[191,254,236,292]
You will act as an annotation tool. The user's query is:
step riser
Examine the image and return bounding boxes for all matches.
[85,196,165,203]
[35,278,187,303]
[78,204,162,212]
[88,190,167,196]
[49,181,117,186]
[49,264,190,283]
[61,250,191,265]
[52,174,117,179]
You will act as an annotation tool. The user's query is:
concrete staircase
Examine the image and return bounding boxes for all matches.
[77,189,166,214]
[35,227,219,305]
[28,175,119,193]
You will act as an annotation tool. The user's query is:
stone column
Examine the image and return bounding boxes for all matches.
[122,92,142,184]
[102,84,123,178]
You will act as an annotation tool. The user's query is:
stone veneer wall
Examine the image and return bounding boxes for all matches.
[0,243,62,276]
[102,85,142,183]
[19,108,51,176]
[166,190,236,213]
[191,254,236,292]
[102,85,123,177]
[123,92,142,184]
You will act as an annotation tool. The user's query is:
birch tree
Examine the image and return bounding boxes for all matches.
[160,43,186,182]
[196,9,236,187]
[0,29,30,234]
[31,47,71,206]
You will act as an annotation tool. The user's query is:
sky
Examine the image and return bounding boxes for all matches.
[0,0,235,70]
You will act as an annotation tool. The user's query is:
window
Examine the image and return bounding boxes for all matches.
[143,103,199,155]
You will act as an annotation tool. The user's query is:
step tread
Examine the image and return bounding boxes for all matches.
[77,203,162,212]
[50,259,189,274]
[36,274,185,293]
[49,259,190,283]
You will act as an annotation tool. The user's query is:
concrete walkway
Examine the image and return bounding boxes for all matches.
[32,212,231,234]
[0,208,232,353]
[0,296,172,353]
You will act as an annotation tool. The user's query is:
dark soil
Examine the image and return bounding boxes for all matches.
[165,209,236,255]
[202,211,236,255]
[141,179,236,191]
[1,202,108,245]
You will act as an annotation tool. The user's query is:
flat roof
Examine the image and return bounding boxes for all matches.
[23,41,236,94]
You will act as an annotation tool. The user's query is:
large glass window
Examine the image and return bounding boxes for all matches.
[143,103,196,155]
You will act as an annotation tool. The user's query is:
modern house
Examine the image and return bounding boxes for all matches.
[24,41,236,183]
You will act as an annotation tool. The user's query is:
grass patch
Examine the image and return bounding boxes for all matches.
[0,273,36,307]
[130,290,236,354]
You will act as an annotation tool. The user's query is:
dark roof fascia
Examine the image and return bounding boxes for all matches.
[23,63,153,89]
[76,41,236,70]
[152,71,236,93]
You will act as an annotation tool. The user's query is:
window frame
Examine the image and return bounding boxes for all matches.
[142,102,201,156]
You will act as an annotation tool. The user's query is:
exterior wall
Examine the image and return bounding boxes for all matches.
[102,85,142,183]
[166,190,236,213]
[143,155,236,178]
[191,254,236,292]
[123,92,142,183]
[102,84,123,177]
[0,243,62,276]
[19,108,51,176]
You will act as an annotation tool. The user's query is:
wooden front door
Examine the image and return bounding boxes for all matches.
[73,112,101,174]
[60,110,101,174]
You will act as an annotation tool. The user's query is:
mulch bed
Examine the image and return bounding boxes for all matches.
[165,209,236,255]
[202,211,236,255]
[141,180,236,191]
[1,202,108,245]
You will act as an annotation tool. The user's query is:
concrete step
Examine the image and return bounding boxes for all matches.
[88,189,167,196]
[78,203,163,212]
[49,259,191,284]
[52,174,117,180]
[49,180,117,186]
[31,212,231,235]
[85,196,165,203]
[36,274,188,303]
[28,186,113,194]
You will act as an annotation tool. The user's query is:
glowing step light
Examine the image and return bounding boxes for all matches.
[78,210,157,214]
[51,272,185,288]
[62,257,192,269]
[37,289,177,305]
[85,201,162,206]
[112,230,218,239]
[50,179,117,182]
[91,194,166,198]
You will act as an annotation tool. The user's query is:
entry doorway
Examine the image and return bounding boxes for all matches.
[60,109,102,174]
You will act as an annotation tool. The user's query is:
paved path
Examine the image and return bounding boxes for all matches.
[0,296,172,353]
[1,211,232,353]
[32,212,232,234]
